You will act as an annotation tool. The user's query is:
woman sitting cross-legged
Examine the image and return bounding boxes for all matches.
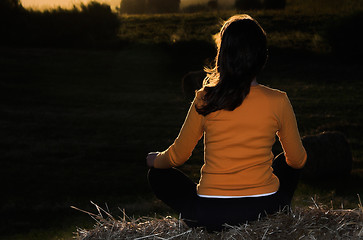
[146,14,307,231]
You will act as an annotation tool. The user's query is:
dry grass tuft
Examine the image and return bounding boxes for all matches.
[73,198,363,240]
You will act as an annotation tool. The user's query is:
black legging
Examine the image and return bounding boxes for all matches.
[147,153,301,231]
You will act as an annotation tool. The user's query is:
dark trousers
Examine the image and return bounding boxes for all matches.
[147,153,301,231]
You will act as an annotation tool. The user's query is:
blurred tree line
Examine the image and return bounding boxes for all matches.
[120,0,286,14]
[0,0,120,48]
[0,0,27,45]
[120,0,180,14]
[235,0,286,10]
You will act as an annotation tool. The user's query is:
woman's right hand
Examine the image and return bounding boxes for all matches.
[146,152,159,168]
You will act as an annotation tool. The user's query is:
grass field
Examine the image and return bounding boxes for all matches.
[1,1,363,239]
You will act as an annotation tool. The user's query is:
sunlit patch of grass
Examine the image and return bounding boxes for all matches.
[268,31,329,52]
[116,0,363,50]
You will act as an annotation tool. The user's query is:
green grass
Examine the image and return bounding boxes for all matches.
[1,1,363,239]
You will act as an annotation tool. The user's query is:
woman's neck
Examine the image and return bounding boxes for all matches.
[251,78,258,86]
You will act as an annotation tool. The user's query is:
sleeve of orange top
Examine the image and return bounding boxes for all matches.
[276,93,307,169]
[153,92,204,169]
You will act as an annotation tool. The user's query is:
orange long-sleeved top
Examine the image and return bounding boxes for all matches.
[154,84,307,196]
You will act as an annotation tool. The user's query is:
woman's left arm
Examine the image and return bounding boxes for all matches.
[277,93,307,169]
[148,95,204,168]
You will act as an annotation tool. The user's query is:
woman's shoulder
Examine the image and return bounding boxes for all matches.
[256,84,287,98]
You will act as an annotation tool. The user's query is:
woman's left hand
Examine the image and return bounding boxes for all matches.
[146,152,159,168]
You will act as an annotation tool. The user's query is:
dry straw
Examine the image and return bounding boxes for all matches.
[73,196,363,240]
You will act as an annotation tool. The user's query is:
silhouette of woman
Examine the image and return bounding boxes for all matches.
[146,14,307,231]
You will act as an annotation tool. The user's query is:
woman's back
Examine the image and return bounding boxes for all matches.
[153,84,306,197]
[197,84,305,196]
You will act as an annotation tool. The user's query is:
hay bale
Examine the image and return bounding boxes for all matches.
[301,131,352,181]
[181,70,205,102]
[74,201,363,239]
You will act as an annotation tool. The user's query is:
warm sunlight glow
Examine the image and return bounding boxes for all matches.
[21,0,121,9]
[21,0,236,10]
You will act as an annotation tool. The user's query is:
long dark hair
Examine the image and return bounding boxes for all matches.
[196,15,268,116]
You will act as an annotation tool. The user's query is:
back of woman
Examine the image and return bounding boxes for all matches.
[146,14,307,231]
[197,85,300,197]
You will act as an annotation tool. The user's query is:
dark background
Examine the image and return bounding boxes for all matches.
[1,0,362,239]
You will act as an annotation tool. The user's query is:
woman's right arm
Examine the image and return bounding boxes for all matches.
[277,93,307,169]
[151,93,204,169]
